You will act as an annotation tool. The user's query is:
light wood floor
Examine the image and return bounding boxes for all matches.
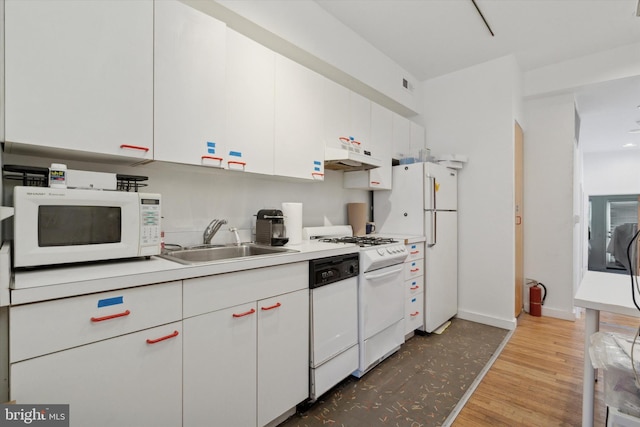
[453,311,640,426]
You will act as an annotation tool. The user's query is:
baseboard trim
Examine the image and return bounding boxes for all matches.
[456,310,517,330]
[523,306,576,321]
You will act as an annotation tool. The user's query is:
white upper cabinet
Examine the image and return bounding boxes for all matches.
[343,102,393,190]
[323,81,374,158]
[4,0,154,161]
[154,0,227,168]
[225,29,276,176]
[349,91,372,156]
[274,55,325,181]
[392,113,426,162]
[410,121,426,152]
[392,113,412,160]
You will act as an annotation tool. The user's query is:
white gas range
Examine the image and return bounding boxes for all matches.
[304,226,408,379]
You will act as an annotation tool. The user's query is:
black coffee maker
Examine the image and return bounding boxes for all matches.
[256,209,289,246]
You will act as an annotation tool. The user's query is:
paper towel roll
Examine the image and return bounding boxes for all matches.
[282,202,303,245]
[348,202,368,236]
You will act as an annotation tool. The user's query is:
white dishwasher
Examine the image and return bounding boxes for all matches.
[309,253,359,401]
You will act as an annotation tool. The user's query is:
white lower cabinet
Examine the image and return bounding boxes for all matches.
[404,242,425,336]
[257,290,309,426]
[183,302,258,427]
[11,322,183,427]
[182,262,309,427]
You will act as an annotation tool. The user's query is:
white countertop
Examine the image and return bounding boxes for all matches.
[574,270,640,318]
[376,234,426,245]
[11,241,358,305]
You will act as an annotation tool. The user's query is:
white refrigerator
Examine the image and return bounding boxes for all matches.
[374,162,458,333]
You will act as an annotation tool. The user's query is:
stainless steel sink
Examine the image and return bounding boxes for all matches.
[159,243,298,265]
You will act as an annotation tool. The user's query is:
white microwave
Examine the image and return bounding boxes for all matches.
[13,186,161,268]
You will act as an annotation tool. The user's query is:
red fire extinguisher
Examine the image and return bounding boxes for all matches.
[529,282,547,317]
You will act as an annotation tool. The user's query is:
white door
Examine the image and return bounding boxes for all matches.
[5,0,153,160]
[226,29,276,175]
[425,163,458,211]
[11,323,182,427]
[183,303,257,427]
[274,55,325,180]
[361,264,405,340]
[154,0,226,167]
[424,211,458,333]
[311,278,358,366]
[257,290,309,427]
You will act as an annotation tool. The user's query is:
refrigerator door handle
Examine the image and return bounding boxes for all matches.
[427,211,437,247]
[427,175,437,210]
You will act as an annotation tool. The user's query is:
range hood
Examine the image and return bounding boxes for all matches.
[324,146,383,171]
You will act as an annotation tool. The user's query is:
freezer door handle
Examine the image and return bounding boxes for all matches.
[427,211,437,247]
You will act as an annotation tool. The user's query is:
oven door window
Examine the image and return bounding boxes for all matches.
[38,206,122,246]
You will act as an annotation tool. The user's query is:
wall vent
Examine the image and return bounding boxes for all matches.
[402,78,414,92]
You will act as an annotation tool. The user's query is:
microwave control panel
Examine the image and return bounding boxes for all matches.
[139,194,161,255]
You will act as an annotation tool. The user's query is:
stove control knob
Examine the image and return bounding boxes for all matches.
[377,248,386,256]
[386,247,394,254]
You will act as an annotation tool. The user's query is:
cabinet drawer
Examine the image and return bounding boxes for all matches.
[405,294,424,334]
[404,259,423,281]
[183,262,308,318]
[10,281,182,362]
[405,276,424,299]
[405,243,424,262]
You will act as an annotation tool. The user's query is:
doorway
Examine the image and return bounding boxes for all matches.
[588,194,639,274]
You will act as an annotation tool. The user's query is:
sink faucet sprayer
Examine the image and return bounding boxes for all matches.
[203,219,227,244]
[229,227,241,246]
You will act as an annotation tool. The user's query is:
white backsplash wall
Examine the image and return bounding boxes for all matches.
[3,153,370,246]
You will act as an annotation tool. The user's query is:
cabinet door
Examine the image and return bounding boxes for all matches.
[410,121,426,151]
[323,79,351,151]
[226,29,275,175]
[11,322,182,427]
[274,55,325,181]
[183,303,257,427]
[392,113,411,160]
[257,289,309,426]
[4,0,153,160]
[154,0,226,167]
[343,102,393,190]
[349,91,372,154]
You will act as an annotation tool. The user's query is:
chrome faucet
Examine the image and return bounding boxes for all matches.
[203,219,227,244]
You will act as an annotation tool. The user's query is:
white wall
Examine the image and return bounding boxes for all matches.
[523,43,640,318]
[523,94,577,320]
[583,150,640,196]
[211,0,421,115]
[4,153,370,247]
[421,55,522,330]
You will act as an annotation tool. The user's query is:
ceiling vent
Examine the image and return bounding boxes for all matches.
[402,78,414,92]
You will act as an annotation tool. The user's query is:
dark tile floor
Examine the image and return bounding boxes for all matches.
[279,318,509,427]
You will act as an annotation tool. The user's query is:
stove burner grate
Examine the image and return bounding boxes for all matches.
[321,236,398,247]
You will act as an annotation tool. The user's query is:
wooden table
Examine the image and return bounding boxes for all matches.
[574,271,640,427]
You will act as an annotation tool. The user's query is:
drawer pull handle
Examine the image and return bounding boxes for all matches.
[146,330,179,344]
[232,308,256,318]
[410,268,420,273]
[311,172,324,178]
[410,251,420,255]
[120,144,150,152]
[261,302,281,311]
[410,311,420,317]
[370,181,380,185]
[410,286,420,290]
[90,309,131,322]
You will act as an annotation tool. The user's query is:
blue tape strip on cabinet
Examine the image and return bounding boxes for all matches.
[313,160,321,166]
[97,296,124,308]
[229,151,242,157]
[412,297,417,303]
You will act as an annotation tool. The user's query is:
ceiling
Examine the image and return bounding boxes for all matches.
[314,0,640,153]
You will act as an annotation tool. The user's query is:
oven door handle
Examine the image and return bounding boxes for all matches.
[363,266,403,280]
